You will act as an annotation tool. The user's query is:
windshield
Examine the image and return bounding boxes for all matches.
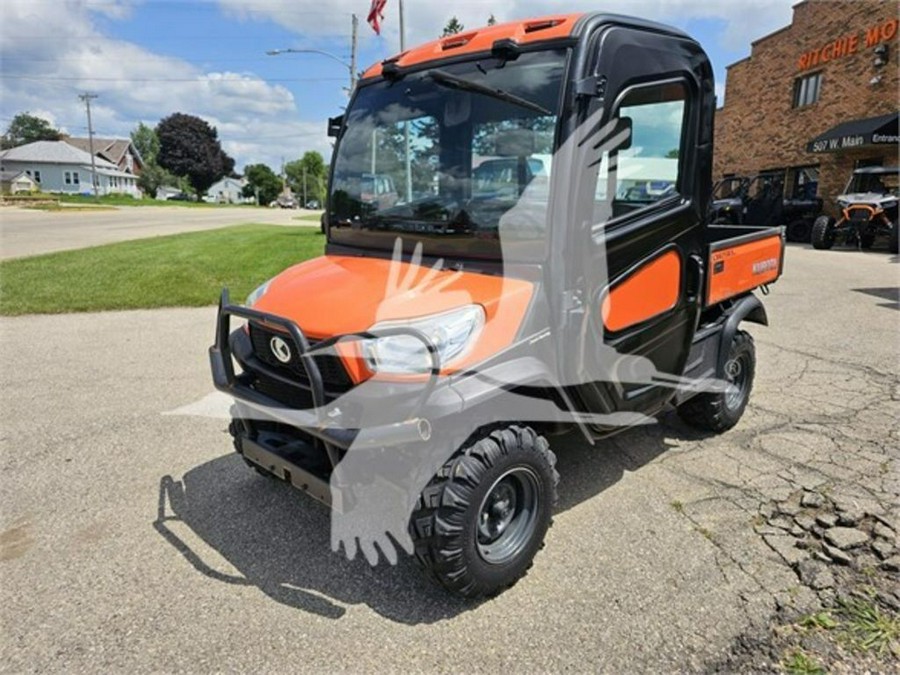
[328,49,567,262]
[845,170,899,195]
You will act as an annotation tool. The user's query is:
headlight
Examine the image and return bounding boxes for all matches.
[361,305,485,374]
[245,279,272,307]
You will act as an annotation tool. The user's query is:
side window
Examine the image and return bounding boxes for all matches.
[594,81,687,223]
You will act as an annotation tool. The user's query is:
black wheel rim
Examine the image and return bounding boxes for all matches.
[476,467,541,565]
[724,353,749,411]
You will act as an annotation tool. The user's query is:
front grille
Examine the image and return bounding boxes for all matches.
[252,371,317,410]
[248,323,352,392]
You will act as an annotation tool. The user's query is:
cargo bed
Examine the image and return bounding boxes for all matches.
[704,225,785,306]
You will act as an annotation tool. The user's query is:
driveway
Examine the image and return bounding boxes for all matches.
[0,246,897,672]
[0,205,320,259]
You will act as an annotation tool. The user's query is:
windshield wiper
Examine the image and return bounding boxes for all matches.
[427,69,552,116]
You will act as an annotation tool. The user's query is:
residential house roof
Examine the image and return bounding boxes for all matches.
[0,141,118,169]
[208,176,247,190]
[0,169,35,183]
[63,137,142,168]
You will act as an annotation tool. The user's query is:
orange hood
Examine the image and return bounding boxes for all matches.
[253,256,534,367]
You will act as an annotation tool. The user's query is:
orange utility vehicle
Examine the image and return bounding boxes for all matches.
[210,13,785,597]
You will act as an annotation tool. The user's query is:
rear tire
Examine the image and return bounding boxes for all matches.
[811,215,835,249]
[410,425,558,598]
[677,330,755,433]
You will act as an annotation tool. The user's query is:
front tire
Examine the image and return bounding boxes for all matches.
[811,215,835,249]
[410,425,558,598]
[677,330,755,433]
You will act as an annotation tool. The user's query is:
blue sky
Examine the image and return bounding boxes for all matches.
[1,0,796,172]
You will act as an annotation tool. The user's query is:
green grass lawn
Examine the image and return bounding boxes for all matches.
[0,225,325,315]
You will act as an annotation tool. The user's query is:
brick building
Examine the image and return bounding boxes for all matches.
[714,0,899,217]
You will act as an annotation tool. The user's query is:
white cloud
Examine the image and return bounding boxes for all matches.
[0,0,328,172]
[216,0,795,56]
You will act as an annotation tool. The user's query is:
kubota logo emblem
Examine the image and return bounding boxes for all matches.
[269,336,292,363]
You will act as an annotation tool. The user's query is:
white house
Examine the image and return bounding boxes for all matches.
[205,176,249,204]
[0,141,141,197]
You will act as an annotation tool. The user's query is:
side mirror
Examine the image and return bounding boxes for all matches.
[327,115,344,138]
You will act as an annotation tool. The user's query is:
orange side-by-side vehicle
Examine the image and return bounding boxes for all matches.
[210,12,785,597]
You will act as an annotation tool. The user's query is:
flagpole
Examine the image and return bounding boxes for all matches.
[398,0,406,51]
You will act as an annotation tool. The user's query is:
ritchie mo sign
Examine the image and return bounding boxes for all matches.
[797,17,898,71]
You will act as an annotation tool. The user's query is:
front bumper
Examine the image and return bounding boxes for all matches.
[209,289,443,452]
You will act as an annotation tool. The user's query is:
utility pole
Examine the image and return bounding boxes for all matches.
[79,93,99,197]
[399,0,406,51]
[350,14,359,93]
[302,166,308,207]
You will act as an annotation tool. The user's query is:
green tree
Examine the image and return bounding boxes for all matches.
[242,163,282,205]
[441,17,464,36]
[156,113,235,194]
[285,151,327,204]
[665,148,679,159]
[130,122,160,165]
[1,113,62,149]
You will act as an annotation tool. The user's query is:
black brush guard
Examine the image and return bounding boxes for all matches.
[209,289,440,508]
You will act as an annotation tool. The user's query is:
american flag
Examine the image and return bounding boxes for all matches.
[367,0,386,35]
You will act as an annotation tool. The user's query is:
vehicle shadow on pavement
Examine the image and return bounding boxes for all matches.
[154,418,689,624]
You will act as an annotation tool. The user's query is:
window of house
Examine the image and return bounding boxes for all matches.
[73,172,80,185]
[65,171,72,185]
[32,170,41,183]
[793,72,822,108]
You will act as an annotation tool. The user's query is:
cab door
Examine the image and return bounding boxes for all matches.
[557,25,715,421]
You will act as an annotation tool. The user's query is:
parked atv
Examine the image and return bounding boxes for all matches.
[210,12,786,598]
[812,166,899,253]
[711,174,821,242]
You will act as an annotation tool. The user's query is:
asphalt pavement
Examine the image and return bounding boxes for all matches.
[0,205,319,259]
[0,245,897,672]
